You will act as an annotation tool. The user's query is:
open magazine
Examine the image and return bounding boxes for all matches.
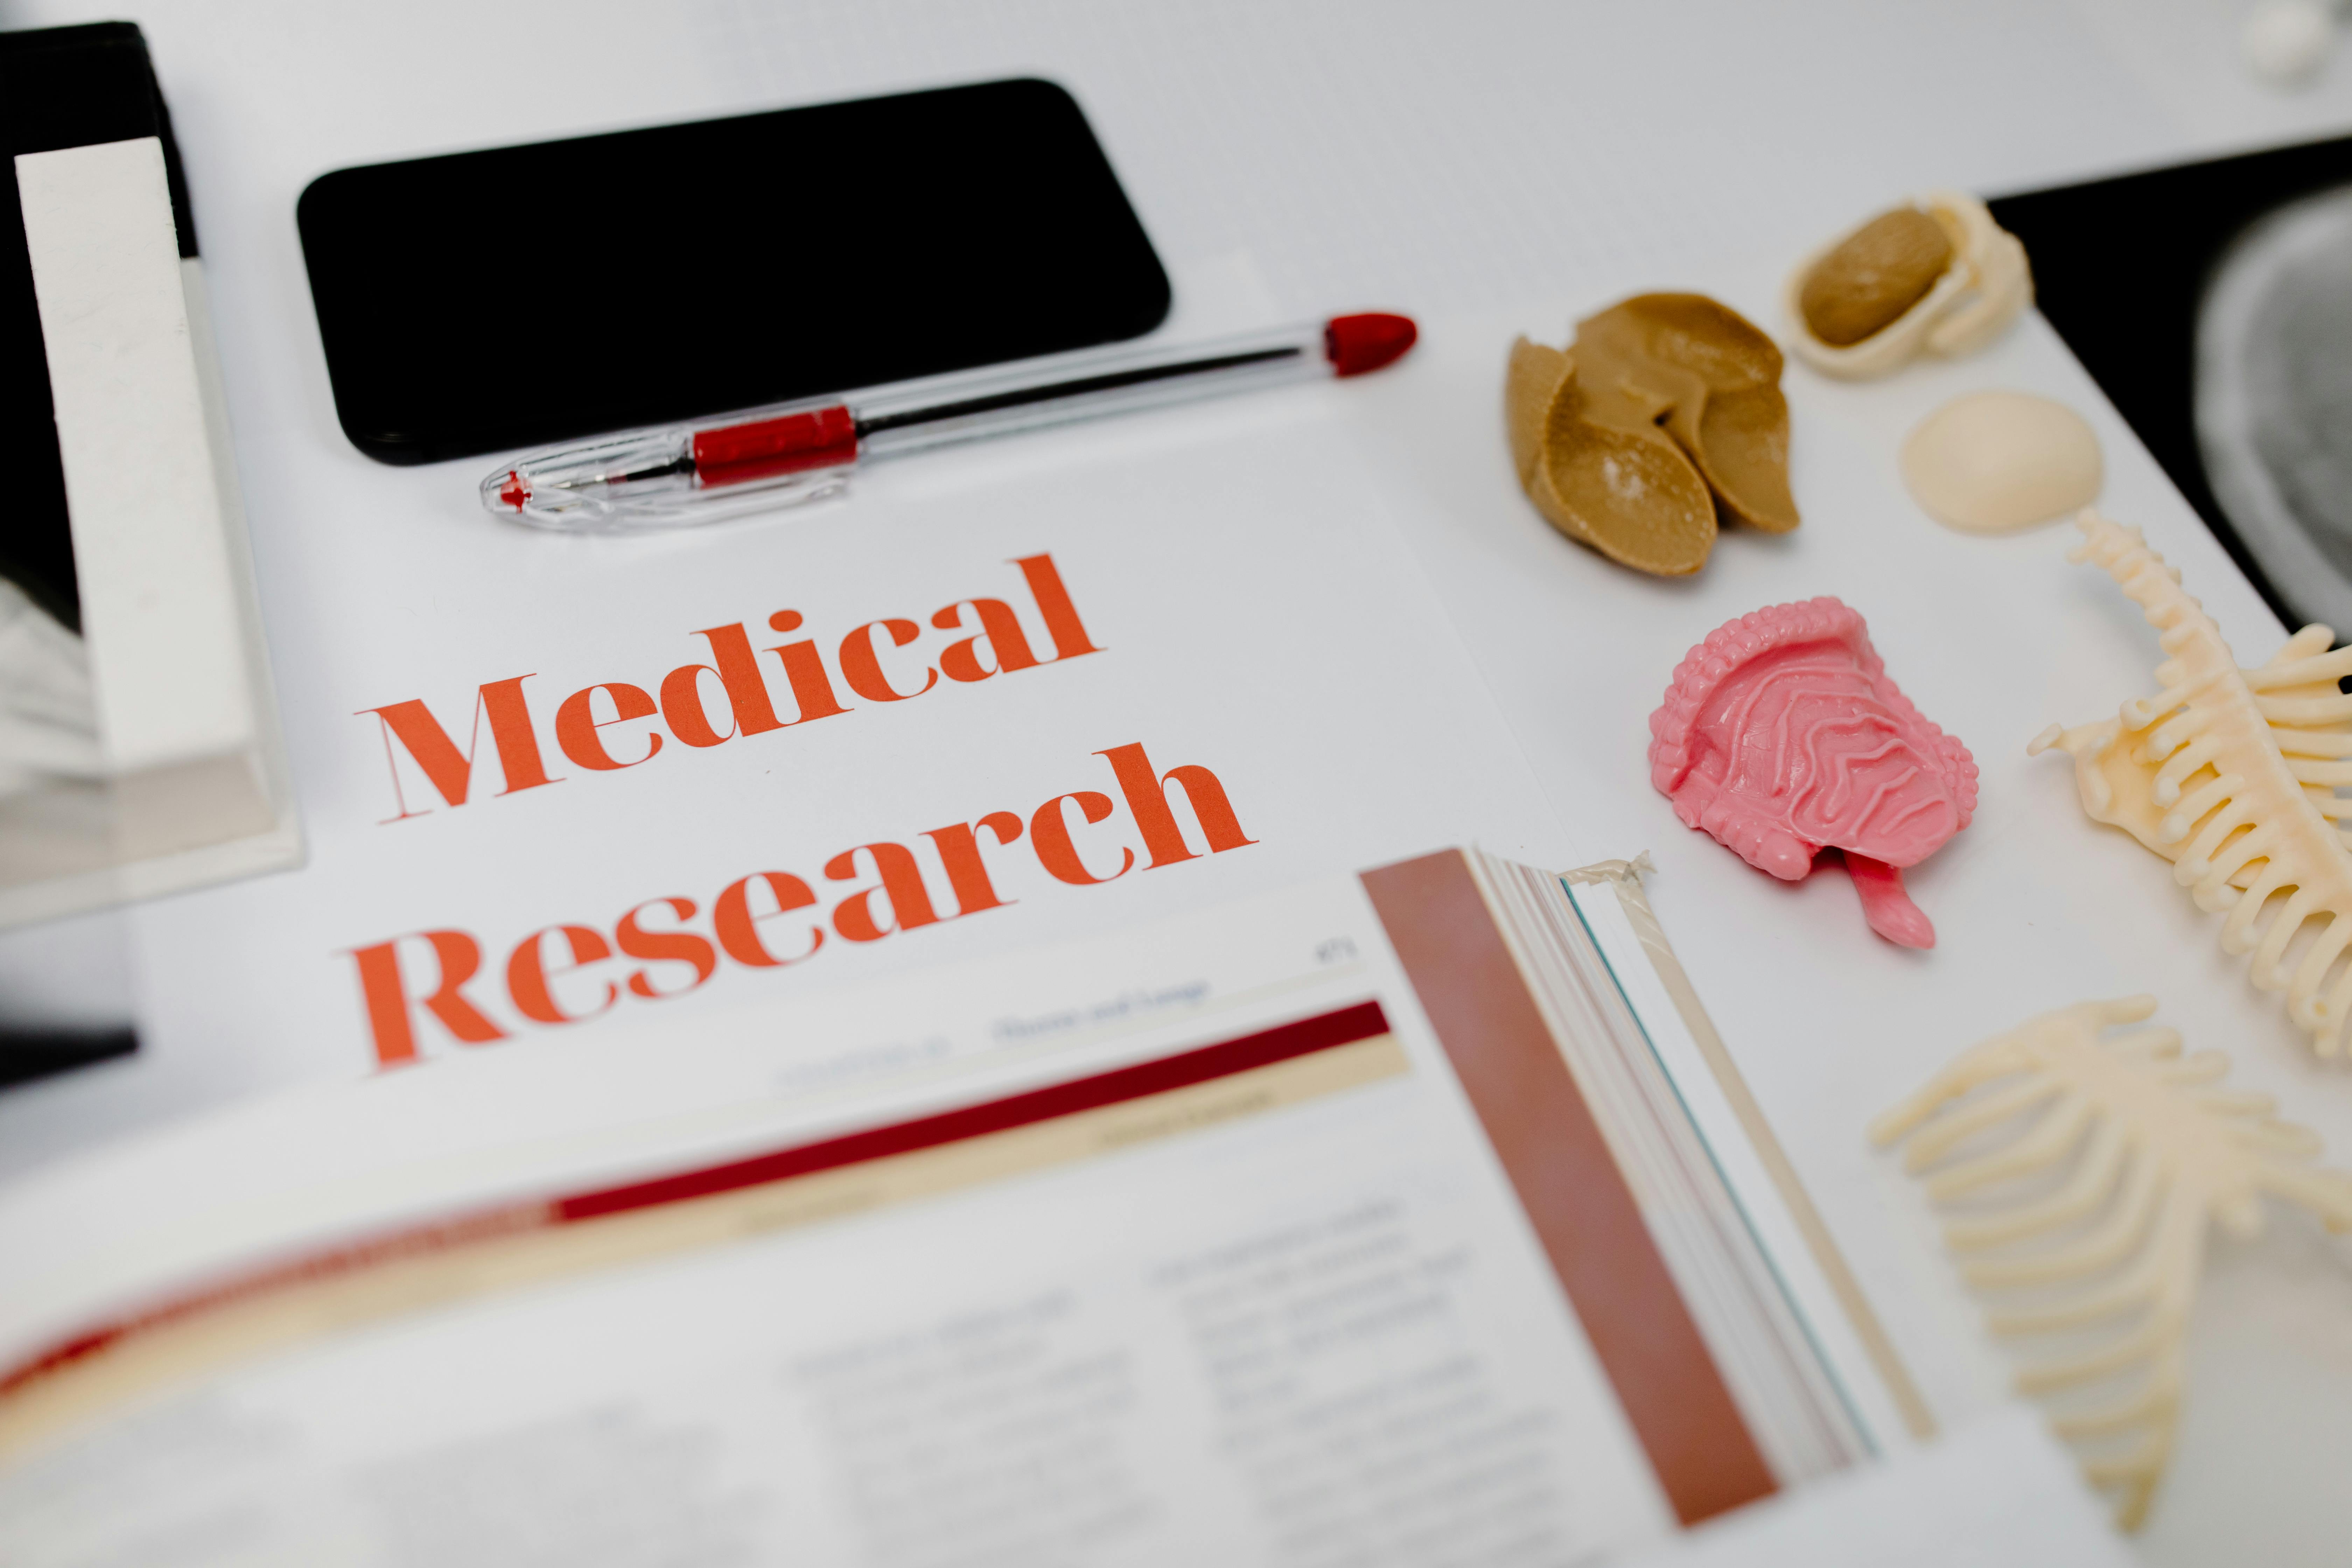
[4,165,1934,1554]
[0,847,1916,1565]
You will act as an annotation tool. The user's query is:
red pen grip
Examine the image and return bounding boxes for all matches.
[692,405,860,488]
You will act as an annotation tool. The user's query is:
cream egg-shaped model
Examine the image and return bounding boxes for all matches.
[1900,391,2103,533]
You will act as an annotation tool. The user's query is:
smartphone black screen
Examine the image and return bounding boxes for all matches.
[298,79,1170,465]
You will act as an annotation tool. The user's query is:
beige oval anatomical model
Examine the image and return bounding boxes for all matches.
[1786,192,2032,380]
[1901,391,2103,533]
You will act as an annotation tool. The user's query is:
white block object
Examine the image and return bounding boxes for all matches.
[18,136,250,772]
[4,136,298,924]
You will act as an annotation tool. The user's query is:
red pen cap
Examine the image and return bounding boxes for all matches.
[1324,313,1418,377]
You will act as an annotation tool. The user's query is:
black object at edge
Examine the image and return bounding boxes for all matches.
[1991,135,2352,634]
[297,77,1173,465]
[0,1026,138,1092]
[1,21,199,634]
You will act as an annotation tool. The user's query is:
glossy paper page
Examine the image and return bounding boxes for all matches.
[0,393,1575,1172]
[0,876,1679,1565]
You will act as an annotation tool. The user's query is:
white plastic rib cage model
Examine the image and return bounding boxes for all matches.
[1873,995,2352,1529]
[2032,510,2352,1057]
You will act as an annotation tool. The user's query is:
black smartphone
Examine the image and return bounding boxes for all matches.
[297,78,1171,465]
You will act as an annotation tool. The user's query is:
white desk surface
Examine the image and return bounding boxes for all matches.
[9,1,2352,1560]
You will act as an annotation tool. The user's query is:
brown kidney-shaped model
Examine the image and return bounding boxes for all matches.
[1798,208,1954,348]
[1784,192,2031,380]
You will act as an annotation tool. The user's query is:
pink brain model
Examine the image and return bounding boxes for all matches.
[1648,597,1978,948]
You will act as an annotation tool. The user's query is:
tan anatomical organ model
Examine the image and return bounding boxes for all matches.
[1785,191,2031,379]
[1506,293,1797,576]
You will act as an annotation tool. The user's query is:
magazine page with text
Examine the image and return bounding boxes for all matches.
[0,397,1573,1174]
[0,866,1878,1565]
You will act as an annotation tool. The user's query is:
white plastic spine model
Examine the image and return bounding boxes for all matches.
[1872,996,2352,1528]
[2031,510,2352,1056]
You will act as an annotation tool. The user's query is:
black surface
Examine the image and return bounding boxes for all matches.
[0,1025,137,1092]
[0,21,196,634]
[298,78,1173,465]
[1992,136,2352,631]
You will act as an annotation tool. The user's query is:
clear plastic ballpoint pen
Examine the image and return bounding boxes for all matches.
[479,312,1417,530]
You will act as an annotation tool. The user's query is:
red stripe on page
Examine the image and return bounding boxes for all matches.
[0,1203,555,1400]
[559,999,1389,1219]
[0,1000,1391,1404]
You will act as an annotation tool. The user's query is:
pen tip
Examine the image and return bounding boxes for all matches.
[1324,313,1418,377]
[484,469,531,513]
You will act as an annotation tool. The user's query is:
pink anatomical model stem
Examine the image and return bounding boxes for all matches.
[1648,598,1978,948]
[1842,851,1935,950]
